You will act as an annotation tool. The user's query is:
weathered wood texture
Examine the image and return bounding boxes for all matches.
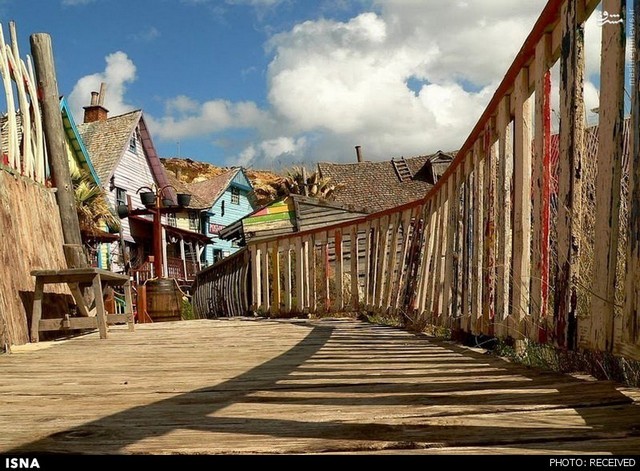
[0,319,638,454]
[0,23,45,184]
[0,172,69,347]
[191,0,638,361]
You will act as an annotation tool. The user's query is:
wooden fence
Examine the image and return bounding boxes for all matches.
[0,22,46,184]
[194,0,640,360]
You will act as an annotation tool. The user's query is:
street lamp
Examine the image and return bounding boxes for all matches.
[117,184,192,278]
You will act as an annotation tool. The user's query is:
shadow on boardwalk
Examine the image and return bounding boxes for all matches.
[8,319,640,454]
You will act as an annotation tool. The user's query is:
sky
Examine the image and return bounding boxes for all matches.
[0,0,620,170]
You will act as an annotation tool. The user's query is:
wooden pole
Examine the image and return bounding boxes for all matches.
[30,33,86,268]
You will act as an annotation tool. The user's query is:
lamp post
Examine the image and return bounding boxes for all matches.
[117,184,192,278]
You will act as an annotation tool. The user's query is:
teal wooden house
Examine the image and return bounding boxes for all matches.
[188,168,255,266]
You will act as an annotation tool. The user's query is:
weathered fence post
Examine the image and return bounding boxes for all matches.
[31,33,87,269]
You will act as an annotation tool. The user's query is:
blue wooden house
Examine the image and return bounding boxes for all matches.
[188,168,255,266]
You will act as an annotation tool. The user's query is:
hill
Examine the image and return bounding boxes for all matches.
[161,157,285,207]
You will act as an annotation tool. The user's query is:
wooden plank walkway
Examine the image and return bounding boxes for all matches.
[1,318,639,455]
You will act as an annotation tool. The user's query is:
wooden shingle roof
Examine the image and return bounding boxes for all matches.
[77,110,142,184]
[187,168,241,208]
[317,152,453,213]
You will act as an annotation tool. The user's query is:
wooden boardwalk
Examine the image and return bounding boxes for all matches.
[1,318,639,455]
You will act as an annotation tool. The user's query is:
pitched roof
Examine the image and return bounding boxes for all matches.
[317,152,453,213]
[60,97,100,185]
[163,169,209,210]
[77,109,142,184]
[187,168,242,207]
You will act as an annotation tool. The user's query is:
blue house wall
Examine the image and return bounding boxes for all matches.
[202,170,254,266]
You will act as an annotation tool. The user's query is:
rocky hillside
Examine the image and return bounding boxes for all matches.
[161,157,285,207]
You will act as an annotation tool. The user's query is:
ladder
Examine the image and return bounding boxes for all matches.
[392,157,413,182]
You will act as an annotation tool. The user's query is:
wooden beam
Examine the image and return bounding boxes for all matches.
[623,0,640,347]
[531,33,553,343]
[471,141,485,335]
[260,243,270,313]
[295,237,305,313]
[30,34,86,267]
[496,96,513,338]
[590,0,627,352]
[483,122,498,336]
[554,0,585,350]
[350,225,359,311]
[512,67,533,338]
[443,174,458,322]
[271,243,281,316]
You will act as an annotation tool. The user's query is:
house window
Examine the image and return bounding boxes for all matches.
[167,213,177,227]
[231,187,240,205]
[115,187,127,207]
[129,134,137,153]
[188,212,199,231]
[221,200,225,217]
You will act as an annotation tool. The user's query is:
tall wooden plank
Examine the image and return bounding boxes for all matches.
[394,209,415,311]
[512,67,533,338]
[443,174,458,322]
[303,238,311,310]
[363,221,372,309]
[260,243,270,313]
[334,231,344,311]
[483,123,498,336]
[531,33,553,342]
[623,0,640,347]
[350,225,360,310]
[283,241,292,314]
[322,232,331,311]
[271,244,281,316]
[471,141,485,335]
[427,192,443,322]
[384,212,402,310]
[434,188,450,321]
[417,203,435,316]
[250,244,261,312]
[376,216,391,309]
[309,236,317,313]
[496,96,513,338]
[295,237,305,313]
[590,0,627,352]
[554,0,585,350]
[92,274,107,340]
[461,154,474,333]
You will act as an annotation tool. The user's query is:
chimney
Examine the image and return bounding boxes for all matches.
[355,145,363,163]
[83,82,109,123]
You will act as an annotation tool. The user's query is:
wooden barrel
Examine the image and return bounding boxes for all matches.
[145,278,182,322]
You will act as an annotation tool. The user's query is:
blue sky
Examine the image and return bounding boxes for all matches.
[2,0,614,169]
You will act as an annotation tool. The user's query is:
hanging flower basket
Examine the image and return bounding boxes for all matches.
[140,191,156,207]
[177,193,192,207]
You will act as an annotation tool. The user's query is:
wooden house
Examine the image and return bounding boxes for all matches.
[317,151,454,213]
[219,194,368,245]
[77,89,207,283]
[188,168,256,266]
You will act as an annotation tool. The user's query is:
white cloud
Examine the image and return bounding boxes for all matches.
[70,1,610,168]
[68,51,137,119]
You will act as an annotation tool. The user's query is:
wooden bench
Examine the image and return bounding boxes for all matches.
[30,268,135,342]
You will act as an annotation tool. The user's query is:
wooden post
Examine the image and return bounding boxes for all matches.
[295,237,304,313]
[30,34,86,268]
[334,230,344,311]
[623,0,640,349]
[531,34,553,342]
[483,123,497,336]
[554,0,585,350]
[496,96,513,337]
[443,175,458,322]
[512,67,533,338]
[471,141,484,335]
[260,243,270,313]
[350,226,359,311]
[591,0,626,352]
[271,244,280,316]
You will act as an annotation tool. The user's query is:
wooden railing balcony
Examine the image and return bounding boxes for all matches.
[193,0,640,360]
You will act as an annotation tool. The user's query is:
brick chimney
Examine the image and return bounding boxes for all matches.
[83,82,109,123]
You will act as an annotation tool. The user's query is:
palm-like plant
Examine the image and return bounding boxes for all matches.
[71,168,120,236]
[279,166,340,201]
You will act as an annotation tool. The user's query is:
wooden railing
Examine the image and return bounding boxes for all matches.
[193,0,640,360]
[192,248,250,318]
[0,22,46,184]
